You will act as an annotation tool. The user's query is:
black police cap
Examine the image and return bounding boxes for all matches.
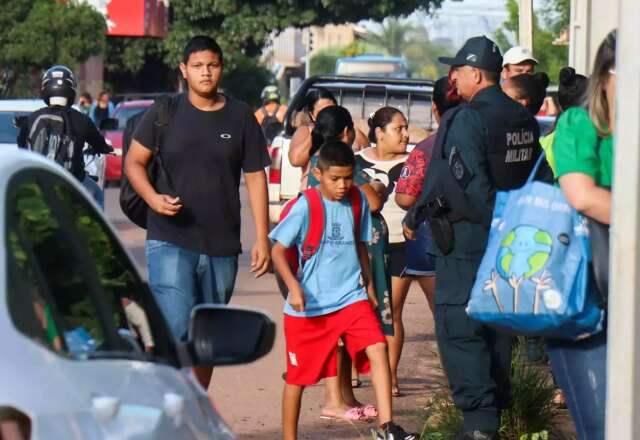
[439,36,503,72]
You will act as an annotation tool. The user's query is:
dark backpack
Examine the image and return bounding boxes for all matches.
[27,110,79,178]
[119,95,179,229]
[260,105,283,145]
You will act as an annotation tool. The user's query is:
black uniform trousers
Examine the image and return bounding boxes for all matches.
[434,257,513,433]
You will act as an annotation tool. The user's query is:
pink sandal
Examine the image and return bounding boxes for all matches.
[320,407,366,421]
[360,404,378,418]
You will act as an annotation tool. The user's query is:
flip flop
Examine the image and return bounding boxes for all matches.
[320,407,367,421]
[391,385,401,397]
[351,378,363,388]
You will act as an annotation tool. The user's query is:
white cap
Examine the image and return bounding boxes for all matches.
[502,46,538,67]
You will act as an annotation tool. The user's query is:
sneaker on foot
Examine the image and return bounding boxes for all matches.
[374,421,418,440]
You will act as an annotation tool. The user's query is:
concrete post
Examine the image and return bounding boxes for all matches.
[607,0,640,438]
[518,0,533,50]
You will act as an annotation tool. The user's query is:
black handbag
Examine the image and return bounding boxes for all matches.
[588,218,609,302]
[119,95,178,228]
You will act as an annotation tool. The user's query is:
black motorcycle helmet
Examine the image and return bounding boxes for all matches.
[41,65,77,106]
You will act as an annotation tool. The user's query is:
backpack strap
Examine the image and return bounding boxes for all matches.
[152,94,180,190]
[348,186,363,241]
[300,187,325,266]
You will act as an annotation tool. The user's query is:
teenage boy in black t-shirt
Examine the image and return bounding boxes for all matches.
[125,36,271,387]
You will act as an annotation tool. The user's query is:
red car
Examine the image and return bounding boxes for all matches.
[104,100,154,182]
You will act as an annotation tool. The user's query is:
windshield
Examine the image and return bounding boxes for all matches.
[0,111,30,144]
[113,106,148,130]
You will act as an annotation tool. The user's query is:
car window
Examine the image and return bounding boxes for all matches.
[6,171,178,365]
[114,107,147,130]
[0,111,29,144]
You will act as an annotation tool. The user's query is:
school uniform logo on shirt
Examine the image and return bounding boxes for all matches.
[329,223,344,241]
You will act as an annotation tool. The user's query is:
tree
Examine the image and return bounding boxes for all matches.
[163,0,444,67]
[357,18,453,79]
[310,41,373,76]
[104,0,444,98]
[0,1,106,97]
[494,0,569,84]
[364,18,420,57]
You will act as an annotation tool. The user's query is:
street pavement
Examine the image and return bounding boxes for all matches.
[105,184,442,439]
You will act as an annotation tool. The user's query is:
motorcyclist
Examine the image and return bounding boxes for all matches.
[17,65,112,208]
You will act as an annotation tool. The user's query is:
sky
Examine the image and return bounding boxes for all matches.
[361,0,549,49]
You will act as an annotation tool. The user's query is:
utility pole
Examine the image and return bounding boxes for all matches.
[607,0,640,438]
[304,27,313,79]
[518,0,533,50]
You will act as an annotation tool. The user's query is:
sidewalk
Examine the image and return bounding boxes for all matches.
[212,275,441,439]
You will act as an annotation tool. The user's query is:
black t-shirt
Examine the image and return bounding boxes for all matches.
[133,94,269,256]
[17,106,112,180]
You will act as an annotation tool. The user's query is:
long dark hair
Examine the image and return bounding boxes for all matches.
[310,106,353,157]
[303,87,337,121]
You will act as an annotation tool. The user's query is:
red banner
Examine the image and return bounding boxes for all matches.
[106,0,168,37]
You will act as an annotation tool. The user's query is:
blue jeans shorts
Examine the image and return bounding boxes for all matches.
[145,239,239,341]
[403,221,436,277]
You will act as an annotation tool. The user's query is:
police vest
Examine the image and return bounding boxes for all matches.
[422,99,540,226]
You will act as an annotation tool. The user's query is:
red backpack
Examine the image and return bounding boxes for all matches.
[279,186,363,275]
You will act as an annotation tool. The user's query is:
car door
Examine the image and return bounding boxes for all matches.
[6,169,230,439]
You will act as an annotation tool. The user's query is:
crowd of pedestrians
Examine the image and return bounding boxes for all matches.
[18,28,617,440]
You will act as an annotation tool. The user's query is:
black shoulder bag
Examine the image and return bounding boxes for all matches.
[587,137,610,302]
[119,95,179,229]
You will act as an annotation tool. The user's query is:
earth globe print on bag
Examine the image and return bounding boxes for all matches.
[467,153,604,340]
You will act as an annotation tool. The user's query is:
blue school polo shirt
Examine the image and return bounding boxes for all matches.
[269,190,372,317]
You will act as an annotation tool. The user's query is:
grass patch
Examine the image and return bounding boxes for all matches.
[419,338,572,440]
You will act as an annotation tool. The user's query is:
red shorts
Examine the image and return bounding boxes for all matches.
[283,300,387,385]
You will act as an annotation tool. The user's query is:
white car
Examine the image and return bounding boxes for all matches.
[0,99,107,190]
[0,148,275,439]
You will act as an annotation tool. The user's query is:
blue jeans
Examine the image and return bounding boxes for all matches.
[82,175,104,209]
[547,330,607,440]
[145,239,239,341]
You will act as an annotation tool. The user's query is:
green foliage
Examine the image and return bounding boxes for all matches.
[360,18,453,79]
[494,0,569,84]
[105,37,164,74]
[310,41,373,76]
[0,1,106,97]
[420,338,570,440]
[220,55,274,107]
[164,0,443,65]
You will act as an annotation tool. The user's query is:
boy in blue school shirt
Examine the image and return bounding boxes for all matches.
[270,141,418,440]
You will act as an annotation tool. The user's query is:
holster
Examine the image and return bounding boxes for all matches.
[424,196,455,255]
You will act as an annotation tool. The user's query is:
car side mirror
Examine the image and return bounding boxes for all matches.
[185,305,275,367]
[99,118,118,131]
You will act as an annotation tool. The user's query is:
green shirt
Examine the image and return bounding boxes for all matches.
[553,107,614,187]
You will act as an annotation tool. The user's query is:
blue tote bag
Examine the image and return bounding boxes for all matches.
[467,154,604,340]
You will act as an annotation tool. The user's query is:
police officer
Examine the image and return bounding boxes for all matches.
[404,36,540,440]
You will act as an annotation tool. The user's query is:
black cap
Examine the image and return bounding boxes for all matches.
[439,36,503,72]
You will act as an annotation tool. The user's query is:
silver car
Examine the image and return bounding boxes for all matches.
[0,149,275,439]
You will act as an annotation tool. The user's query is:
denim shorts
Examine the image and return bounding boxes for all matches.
[403,222,436,277]
[145,239,239,341]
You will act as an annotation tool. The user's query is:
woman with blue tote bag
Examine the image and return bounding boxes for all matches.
[546,30,616,440]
